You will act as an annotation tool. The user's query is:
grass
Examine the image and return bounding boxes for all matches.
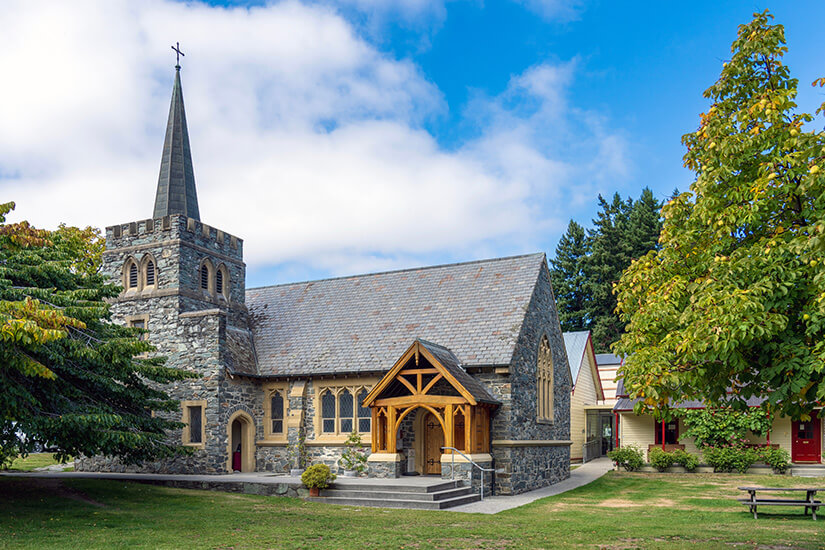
[1,472,824,549]
[5,453,73,472]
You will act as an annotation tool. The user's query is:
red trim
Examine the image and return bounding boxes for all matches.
[661,420,666,451]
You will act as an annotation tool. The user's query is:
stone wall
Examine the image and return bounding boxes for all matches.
[492,445,569,495]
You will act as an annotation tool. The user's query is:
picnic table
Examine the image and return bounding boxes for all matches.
[737,486,824,520]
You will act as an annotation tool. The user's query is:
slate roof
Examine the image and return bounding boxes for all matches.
[153,67,200,220]
[563,331,590,386]
[418,339,500,405]
[613,379,767,412]
[595,353,622,366]
[245,253,546,377]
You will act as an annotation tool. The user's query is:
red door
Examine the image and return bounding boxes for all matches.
[791,412,822,463]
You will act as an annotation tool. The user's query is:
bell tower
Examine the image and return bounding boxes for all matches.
[97,49,251,473]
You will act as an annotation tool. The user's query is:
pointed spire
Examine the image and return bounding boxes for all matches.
[153,60,200,221]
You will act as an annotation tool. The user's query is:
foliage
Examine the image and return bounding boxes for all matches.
[760,446,791,474]
[677,407,772,447]
[615,11,825,420]
[647,448,699,472]
[301,463,336,489]
[549,189,662,350]
[549,220,590,332]
[703,443,760,473]
[338,431,368,473]
[648,448,675,471]
[0,202,194,464]
[607,444,645,472]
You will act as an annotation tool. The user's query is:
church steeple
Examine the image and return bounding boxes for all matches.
[153,47,200,221]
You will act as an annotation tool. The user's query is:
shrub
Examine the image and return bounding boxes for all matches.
[607,445,645,472]
[648,448,675,472]
[301,463,336,489]
[671,449,699,472]
[703,443,758,473]
[338,431,368,474]
[759,446,791,474]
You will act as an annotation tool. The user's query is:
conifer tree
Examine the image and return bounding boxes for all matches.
[0,202,194,463]
[583,193,633,352]
[549,220,589,331]
[615,11,825,419]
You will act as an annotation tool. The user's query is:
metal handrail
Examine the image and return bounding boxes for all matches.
[441,446,495,500]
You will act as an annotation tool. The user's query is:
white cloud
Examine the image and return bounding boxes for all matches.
[0,0,625,278]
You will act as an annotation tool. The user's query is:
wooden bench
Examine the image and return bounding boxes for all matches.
[737,487,824,520]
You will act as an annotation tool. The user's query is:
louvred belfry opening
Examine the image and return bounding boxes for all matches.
[362,340,499,462]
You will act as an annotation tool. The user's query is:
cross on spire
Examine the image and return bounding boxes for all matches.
[172,42,185,69]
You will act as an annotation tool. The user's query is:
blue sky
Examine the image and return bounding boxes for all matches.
[1,1,823,288]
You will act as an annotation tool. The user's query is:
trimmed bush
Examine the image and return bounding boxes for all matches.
[671,449,699,472]
[648,448,675,472]
[301,463,336,489]
[703,444,759,473]
[608,445,645,472]
[759,446,791,474]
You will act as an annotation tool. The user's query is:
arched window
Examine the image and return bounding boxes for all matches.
[200,263,210,291]
[357,389,371,433]
[338,389,353,433]
[124,259,139,291]
[537,335,554,422]
[216,264,229,299]
[145,259,156,286]
[270,391,284,434]
[321,391,336,433]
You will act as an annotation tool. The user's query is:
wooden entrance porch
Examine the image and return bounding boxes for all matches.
[362,340,498,475]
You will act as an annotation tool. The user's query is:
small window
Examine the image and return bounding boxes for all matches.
[216,269,223,295]
[146,260,156,286]
[188,405,203,444]
[339,389,353,433]
[128,262,138,289]
[271,391,284,434]
[357,390,371,433]
[321,391,335,433]
[200,264,209,291]
[129,318,147,341]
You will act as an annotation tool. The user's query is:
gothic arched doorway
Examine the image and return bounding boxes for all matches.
[226,411,255,473]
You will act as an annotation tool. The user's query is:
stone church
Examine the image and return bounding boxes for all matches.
[77,64,572,495]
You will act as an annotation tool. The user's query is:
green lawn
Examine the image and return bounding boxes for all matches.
[6,453,73,472]
[1,472,823,549]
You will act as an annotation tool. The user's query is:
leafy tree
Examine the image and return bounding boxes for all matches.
[0,201,194,463]
[549,220,590,331]
[615,11,825,420]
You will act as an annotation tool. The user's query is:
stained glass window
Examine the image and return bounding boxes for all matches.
[271,391,284,434]
[357,390,371,432]
[339,390,353,433]
[321,391,335,433]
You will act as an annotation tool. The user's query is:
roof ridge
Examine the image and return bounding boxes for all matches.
[246,252,546,291]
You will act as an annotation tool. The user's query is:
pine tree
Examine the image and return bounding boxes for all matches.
[583,193,633,352]
[0,202,194,463]
[626,187,662,259]
[549,220,589,331]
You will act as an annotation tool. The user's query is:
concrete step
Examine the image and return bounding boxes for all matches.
[305,492,481,510]
[319,486,474,501]
[325,480,464,493]
[791,467,825,478]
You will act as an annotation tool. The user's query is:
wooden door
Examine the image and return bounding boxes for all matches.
[423,412,444,475]
[792,412,822,463]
